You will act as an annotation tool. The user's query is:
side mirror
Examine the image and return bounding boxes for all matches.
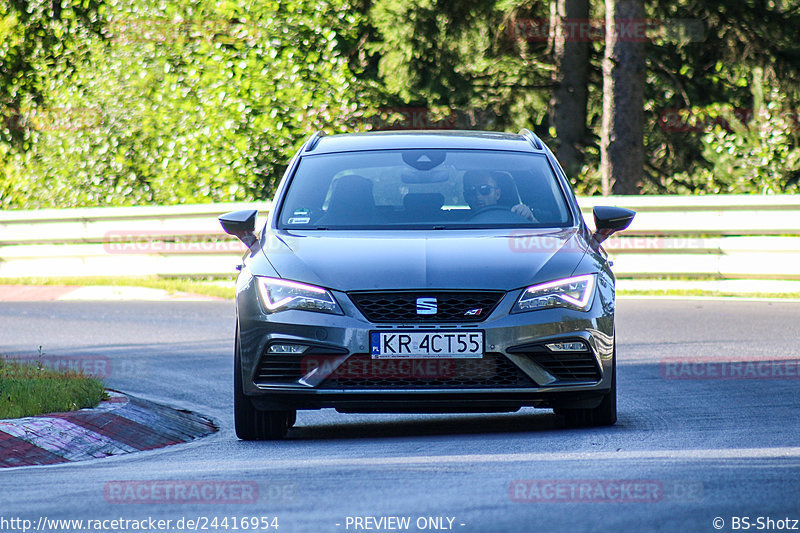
[592,206,635,244]
[219,209,259,251]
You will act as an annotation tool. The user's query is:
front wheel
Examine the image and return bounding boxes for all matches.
[557,349,617,428]
[234,328,294,440]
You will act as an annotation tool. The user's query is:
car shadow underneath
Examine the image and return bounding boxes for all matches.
[283,410,613,440]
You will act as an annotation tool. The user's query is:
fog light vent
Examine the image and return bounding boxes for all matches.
[545,341,588,352]
[267,344,307,354]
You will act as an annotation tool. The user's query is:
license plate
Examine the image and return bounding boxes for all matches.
[370,331,484,359]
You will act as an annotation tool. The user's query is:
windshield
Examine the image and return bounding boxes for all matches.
[277,149,572,229]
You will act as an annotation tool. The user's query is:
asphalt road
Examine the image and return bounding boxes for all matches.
[1,298,799,533]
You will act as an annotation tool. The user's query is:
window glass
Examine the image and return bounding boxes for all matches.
[278,150,572,229]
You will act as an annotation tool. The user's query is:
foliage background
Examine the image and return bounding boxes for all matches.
[1,0,799,208]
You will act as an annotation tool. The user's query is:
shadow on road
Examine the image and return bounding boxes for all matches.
[283,411,612,440]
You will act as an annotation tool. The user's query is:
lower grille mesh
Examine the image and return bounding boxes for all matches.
[254,354,305,384]
[507,342,601,383]
[319,353,534,389]
[254,344,350,384]
[527,352,600,382]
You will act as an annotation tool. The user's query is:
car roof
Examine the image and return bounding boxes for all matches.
[306,130,544,155]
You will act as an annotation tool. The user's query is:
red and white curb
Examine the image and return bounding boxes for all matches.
[0,391,217,468]
[0,285,223,302]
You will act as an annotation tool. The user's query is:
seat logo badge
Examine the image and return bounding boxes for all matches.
[416,297,438,315]
[464,308,483,316]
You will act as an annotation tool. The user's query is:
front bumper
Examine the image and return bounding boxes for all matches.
[236,273,615,413]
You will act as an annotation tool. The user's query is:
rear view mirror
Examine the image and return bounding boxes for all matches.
[400,170,450,184]
[592,206,635,244]
[219,209,259,251]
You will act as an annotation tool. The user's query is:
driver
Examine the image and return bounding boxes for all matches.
[462,170,535,221]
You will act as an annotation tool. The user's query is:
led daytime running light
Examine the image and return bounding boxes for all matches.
[515,274,596,312]
[261,278,327,311]
[527,274,595,308]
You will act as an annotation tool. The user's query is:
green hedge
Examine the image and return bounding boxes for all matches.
[1,0,374,209]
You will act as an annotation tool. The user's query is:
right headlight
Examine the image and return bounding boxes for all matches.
[512,274,596,313]
[255,276,342,315]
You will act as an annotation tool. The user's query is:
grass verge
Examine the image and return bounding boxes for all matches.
[618,289,800,299]
[0,276,235,299]
[0,355,107,419]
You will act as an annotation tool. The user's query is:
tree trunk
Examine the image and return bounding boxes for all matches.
[550,0,590,177]
[601,0,645,195]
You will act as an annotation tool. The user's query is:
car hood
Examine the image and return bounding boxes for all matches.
[260,228,588,291]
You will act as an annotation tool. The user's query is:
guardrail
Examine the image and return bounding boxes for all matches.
[580,196,800,280]
[1,196,798,279]
[0,202,271,278]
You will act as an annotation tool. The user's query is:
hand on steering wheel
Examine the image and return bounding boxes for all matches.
[511,203,534,221]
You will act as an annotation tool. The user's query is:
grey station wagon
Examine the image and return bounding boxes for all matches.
[220,129,635,440]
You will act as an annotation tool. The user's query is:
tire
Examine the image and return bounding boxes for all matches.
[234,327,294,440]
[557,348,617,428]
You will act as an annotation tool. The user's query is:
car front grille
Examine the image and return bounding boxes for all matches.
[348,291,504,323]
[318,352,534,389]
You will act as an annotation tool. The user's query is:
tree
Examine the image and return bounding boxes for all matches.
[600,0,645,195]
[549,0,591,177]
[0,0,374,208]
[368,0,554,130]
[0,0,103,148]
[643,0,800,194]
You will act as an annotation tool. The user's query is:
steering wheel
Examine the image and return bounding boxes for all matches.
[467,205,511,220]
[469,204,511,219]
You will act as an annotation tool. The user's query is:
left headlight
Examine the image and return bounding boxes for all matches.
[512,274,596,313]
[256,277,343,315]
